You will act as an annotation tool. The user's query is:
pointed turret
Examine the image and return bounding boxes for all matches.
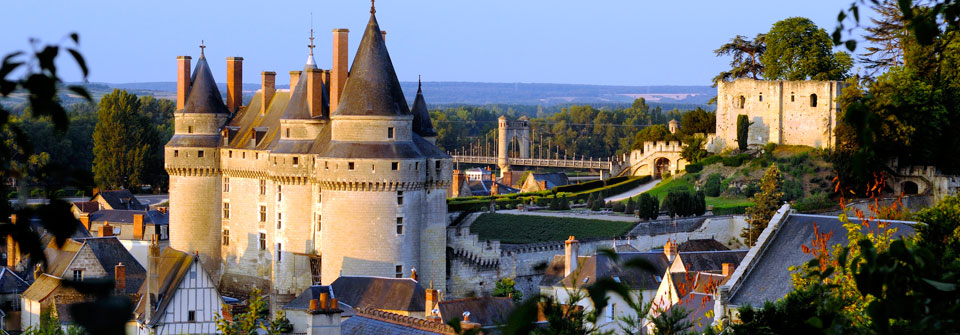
[411,78,438,140]
[332,12,409,116]
[183,54,230,114]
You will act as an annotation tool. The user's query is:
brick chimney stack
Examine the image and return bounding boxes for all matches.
[425,280,439,318]
[452,170,464,197]
[306,68,325,118]
[99,223,114,237]
[261,71,276,115]
[564,236,579,277]
[133,213,144,240]
[146,235,161,323]
[176,56,192,110]
[490,182,499,196]
[722,263,734,277]
[226,57,243,112]
[115,262,126,293]
[331,28,349,111]
[289,70,302,94]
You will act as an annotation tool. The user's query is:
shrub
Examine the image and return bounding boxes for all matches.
[613,202,626,213]
[586,193,595,209]
[792,192,837,212]
[704,173,723,197]
[7,192,17,198]
[736,114,751,151]
[722,154,751,167]
[637,193,660,220]
[712,204,751,215]
[560,195,570,210]
[624,198,635,214]
[591,197,602,211]
[743,182,760,198]
[661,188,705,218]
[781,178,804,202]
[685,162,703,173]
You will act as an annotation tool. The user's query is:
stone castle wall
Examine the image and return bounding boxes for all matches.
[716,79,843,150]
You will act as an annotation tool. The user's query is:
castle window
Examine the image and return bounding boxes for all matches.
[415,162,420,170]
[259,233,267,250]
[324,161,329,170]
[372,164,376,172]
[229,150,233,158]
[286,128,290,138]
[198,150,205,158]
[397,191,404,205]
[396,217,404,234]
[810,94,818,107]
[222,229,229,246]
[348,162,355,170]
[759,93,763,102]
[259,205,267,222]
[259,179,266,195]
[188,126,193,134]
[738,95,745,109]
[73,269,83,281]
[293,157,299,166]
[174,150,179,157]
[391,162,399,170]
[318,190,322,203]
[791,92,795,102]
[277,213,282,229]
[388,127,395,139]
[223,177,230,192]
[223,202,230,219]
[435,160,441,171]
[256,152,259,159]
[278,185,282,202]
[242,152,246,159]
[317,215,322,231]
[395,265,403,278]
[277,243,282,263]
[188,311,196,322]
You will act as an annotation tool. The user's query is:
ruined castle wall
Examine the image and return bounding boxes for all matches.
[716,79,842,150]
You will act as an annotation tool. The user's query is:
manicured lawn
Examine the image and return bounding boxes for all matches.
[628,175,755,209]
[470,213,636,244]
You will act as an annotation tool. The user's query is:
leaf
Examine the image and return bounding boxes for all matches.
[845,40,857,52]
[67,48,88,78]
[70,32,79,44]
[805,316,823,328]
[922,279,957,292]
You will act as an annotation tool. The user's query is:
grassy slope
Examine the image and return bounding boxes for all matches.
[629,175,755,209]
[470,213,635,244]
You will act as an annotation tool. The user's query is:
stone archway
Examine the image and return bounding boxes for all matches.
[901,181,919,195]
[654,157,671,178]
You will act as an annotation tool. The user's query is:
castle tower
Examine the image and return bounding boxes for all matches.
[317,7,450,291]
[165,46,229,278]
[411,77,438,144]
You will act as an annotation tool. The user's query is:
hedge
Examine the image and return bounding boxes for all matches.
[712,204,751,215]
[685,163,703,173]
[448,176,652,213]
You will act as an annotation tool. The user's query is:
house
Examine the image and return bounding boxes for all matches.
[519,173,570,193]
[0,267,28,331]
[135,245,224,335]
[715,205,917,323]
[437,297,514,330]
[91,190,146,211]
[83,209,169,242]
[21,236,145,330]
[464,168,493,181]
[330,276,426,318]
[342,307,462,335]
[4,214,89,270]
[539,237,671,333]
[70,201,100,218]
[281,286,346,335]
[461,180,520,197]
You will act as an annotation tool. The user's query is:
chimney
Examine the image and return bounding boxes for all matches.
[133,213,144,240]
[99,223,114,237]
[289,70,302,94]
[722,263,734,277]
[226,57,243,112]
[319,292,330,309]
[331,28,349,112]
[381,30,387,41]
[115,262,126,293]
[261,71,276,115]
[461,312,481,331]
[176,56,192,110]
[452,170,464,197]
[309,299,319,311]
[501,169,513,187]
[6,235,18,267]
[306,68,325,118]
[147,235,161,322]
[410,267,418,282]
[564,236,579,277]
[664,240,678,261]
[491,182,499,196]
[425,280,439,317]
[540,180,547,190]
[79,215,90,230]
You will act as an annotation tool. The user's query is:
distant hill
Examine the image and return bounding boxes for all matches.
[2,81,715,110]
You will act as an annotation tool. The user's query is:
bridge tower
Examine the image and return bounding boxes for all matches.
[496,116,531,175]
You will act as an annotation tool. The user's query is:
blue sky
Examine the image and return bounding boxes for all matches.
[0,0,867,86]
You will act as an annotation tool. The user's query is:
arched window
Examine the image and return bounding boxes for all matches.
[738,95,746,109]
[902,181,919,195]
[810,94,818,107]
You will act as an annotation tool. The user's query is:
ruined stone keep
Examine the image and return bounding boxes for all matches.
[164,9,451,303]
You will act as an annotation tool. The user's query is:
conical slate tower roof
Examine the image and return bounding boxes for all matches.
[411,80,437,137]
[332,12,410,116]
[183,55,229,114]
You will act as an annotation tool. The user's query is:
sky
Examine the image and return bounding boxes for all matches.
[0,0,869,86]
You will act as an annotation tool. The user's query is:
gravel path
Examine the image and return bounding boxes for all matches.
[604,179,659,202]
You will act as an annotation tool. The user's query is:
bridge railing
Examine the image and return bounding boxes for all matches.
[451,155,615,170]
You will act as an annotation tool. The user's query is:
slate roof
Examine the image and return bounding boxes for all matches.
[677,239,730,252]
[74,237,146,295]
[22,274,63,302]
[466,180,519,196]
[728,214,916,307]
[182,55,229,114]
[280,69,327,120]
[333,12,410,117]
[88,209,168,226]
[341,308,454,335]
[557,252,670,291]
[532,173,569,189]
[675,250,747,273]
[666,292,716,333]
[225,90,292,150]
[411,81,437,137]
[0,267,29,294]
[135,247,218,327]
[282,285,333,311]
[72,201,100,214]
[438,297,513,327]
[330,276,425,312]
[94,190,145,211]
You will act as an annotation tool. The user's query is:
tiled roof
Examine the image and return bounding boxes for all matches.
[676,250,747,273]
[438,297,513,327]
[559,252,670,291]
[282,285,332,311]
[466,180,519,196]
[532,173,570,189]
[135,247,217,327]
[666,292,716,333]
[728,213,916,307]
[341,308,455,335]
[0,267,29,294]
[74,237,146,294]
[46,239,84,278]
[331,276,425,312]
[88,209,168,226]
[94,190,145,211]
[225,90,292,150]
[281,70,326,121]
[677,239,730,252]
[22,274,62,302]
[182,55,229,114]
[72,201,100,214]
[333,12,410,117]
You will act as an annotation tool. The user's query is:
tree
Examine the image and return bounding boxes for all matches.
[742,164,783,246]
[650,307,694,335]
[586,193,595,209]
[712,34,766,86]
[693,190,706,216]
[678,107,716,136]
[493,277,524,303]
[680,136,708,164]
[92,89,160,191]
[703,173,723,197]
[624,197,636,215]
[736,114,751,151]
[561,195,571,210]
[763,17,853,81]
[859,0,906,76]
[637,193,660,220]
[591,196,603,211]
[662,188,694,218]
[631,124,680,150]
[216,288,293,335]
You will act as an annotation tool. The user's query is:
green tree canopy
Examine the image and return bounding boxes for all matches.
[92,89,164,191]
[742,164,783,246]
[763,17,853,81]
[712,33,766,86]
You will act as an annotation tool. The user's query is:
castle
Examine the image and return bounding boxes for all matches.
[164,6,452,303]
